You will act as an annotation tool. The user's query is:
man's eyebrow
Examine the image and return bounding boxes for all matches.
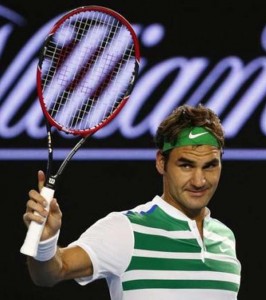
[177,157,220,166]
[177,157,194,164]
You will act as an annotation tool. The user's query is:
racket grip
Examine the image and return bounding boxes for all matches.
[20,187,55,257]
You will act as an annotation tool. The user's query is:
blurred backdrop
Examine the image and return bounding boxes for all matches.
[1,1,265,299]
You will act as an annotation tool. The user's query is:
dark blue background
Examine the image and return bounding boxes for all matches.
[1,1,265,299]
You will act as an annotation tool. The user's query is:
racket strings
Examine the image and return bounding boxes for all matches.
[64,15,120,129]
[76,37,135,128]
[41,9,137,132]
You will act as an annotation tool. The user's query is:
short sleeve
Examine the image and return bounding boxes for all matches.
[67,212,134,285]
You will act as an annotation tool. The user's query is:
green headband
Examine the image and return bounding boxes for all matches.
[163,126,219,152]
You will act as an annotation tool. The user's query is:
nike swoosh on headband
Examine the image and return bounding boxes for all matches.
[188,131,208,139]
[162,126,220,151]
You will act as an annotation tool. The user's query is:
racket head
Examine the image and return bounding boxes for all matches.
[37,5,140,137]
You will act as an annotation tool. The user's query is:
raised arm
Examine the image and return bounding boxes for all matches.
[23,170,93,286]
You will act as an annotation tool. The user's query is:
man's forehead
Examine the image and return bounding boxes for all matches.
[171,145,221,160]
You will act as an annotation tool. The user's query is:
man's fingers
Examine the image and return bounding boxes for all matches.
[38,170,46,192]
[28,189,47,207]
[23,210,46,226]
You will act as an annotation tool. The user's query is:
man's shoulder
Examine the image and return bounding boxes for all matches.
[207,217,236,238]
[121,197,158,214]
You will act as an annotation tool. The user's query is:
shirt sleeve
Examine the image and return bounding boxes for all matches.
[67,211,134,285]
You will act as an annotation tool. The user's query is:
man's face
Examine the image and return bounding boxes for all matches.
[156,145,222,218]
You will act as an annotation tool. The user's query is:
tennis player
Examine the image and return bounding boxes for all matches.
[23,103,241,300]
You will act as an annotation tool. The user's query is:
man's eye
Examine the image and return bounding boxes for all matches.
[205,163,217,169]
[180,164,192,169]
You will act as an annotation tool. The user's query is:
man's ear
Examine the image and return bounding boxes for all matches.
[156,150,165,175]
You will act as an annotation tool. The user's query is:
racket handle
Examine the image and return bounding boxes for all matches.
[20,187,55,257]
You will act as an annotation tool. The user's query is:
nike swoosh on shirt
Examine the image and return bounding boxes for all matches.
[219,246,228,253]
[188,131,209,139]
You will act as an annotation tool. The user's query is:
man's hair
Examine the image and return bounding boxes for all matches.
[154,104,225,153]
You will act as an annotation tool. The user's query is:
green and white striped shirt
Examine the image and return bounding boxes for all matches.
[71,196,241,300]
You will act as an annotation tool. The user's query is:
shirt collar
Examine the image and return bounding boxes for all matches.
[152,195,211,221]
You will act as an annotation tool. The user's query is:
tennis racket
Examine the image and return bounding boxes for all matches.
[20,5,140,257]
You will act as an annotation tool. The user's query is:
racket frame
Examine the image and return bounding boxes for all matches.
[20,5,140,257]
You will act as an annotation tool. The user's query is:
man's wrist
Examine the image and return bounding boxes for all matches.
[34,231,60,261]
